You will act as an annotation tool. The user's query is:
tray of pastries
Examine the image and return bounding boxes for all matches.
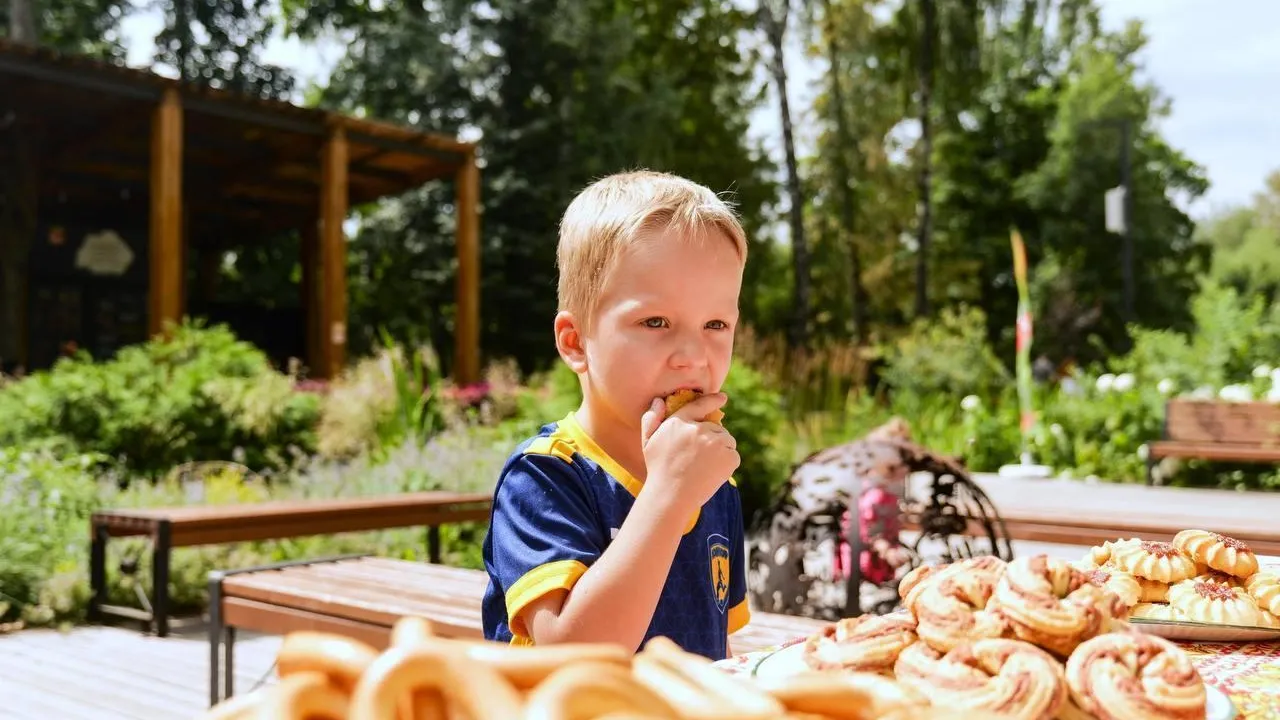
[1075,528,1280,642]
[751,553,1238,720]
[202,614,996,719]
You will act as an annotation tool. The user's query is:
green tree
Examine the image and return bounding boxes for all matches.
[1197,169,1280,305]
[152,0,295,98]
[1017,21,1209,359]
[280,0,776,372]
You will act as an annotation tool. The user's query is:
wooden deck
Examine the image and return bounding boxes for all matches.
[0,625,281,720]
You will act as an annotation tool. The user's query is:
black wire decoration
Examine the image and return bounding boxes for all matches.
[746,427,1014,622]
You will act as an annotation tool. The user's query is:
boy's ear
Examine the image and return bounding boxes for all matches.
[554,311,588,373]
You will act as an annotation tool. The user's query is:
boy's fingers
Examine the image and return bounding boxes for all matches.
[641,398,665,442]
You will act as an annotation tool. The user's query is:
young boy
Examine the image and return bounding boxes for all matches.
[480,170,751,660]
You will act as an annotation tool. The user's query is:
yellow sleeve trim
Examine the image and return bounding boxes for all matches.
[728,599,751,635]
[523,436,576,463]
[505,559,589,639]
[727,476,737,488]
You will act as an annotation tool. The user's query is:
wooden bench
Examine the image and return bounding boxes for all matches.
[207,555,830,706]
[89,491,492,637]
[1147,399,1280,484]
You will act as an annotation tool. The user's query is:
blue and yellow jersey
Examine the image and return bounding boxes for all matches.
[480,411,750,660]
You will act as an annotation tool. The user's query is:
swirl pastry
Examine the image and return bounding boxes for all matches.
[1190,569,1242,589]
[802,613,919,674]
[1257,609,1280,630]
[908,561,1009,653]
[893,639,1067,720]
[989,555,1127,658]
[1245,570,1280,616]
[900,557,1006,608]
[1172,529,1259,579]
[1167,578,1262,626]
[759,669,930,718]
[1065,631,1206,718]
[1107,541,1197,584]
[1081,567,1141,609]
[1136,577,1170,603]
[1129,602,1183,622]
[1084,538,1139,568]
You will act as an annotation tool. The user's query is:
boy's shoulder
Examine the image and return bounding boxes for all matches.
[498,413,599,484]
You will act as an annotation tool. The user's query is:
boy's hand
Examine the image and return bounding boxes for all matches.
[640,393,739,509]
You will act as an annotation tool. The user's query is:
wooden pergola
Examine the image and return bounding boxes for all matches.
[0,40,480,383]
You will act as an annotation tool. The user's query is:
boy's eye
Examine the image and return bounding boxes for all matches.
[641,317,669,329]
[706,320,729,331]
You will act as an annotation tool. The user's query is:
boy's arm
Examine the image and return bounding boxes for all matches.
[523,486,690,651]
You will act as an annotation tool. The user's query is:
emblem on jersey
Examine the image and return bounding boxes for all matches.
[707,534,730,613]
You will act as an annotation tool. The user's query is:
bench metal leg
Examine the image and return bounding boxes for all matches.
[89,522,108,622]
[153,520,172,637]
[209,572,224,707]
[207,554,370,706]
[427,524,441,564]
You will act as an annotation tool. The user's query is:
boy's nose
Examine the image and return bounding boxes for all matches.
[669,337,709,369]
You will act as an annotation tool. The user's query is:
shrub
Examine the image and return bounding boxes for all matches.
[0,449,116,628]
[880,305,1011,402]
[0,322,319,476]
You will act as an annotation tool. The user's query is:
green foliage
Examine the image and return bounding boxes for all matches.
[0,322,320,475]
[1113,281,1280,392]
[0,449,113,627]
[1198,170,1280,305]
[720,363,788,528]
[880,304,1010,401]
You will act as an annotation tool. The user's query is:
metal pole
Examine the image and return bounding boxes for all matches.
[1120,119,1134,327]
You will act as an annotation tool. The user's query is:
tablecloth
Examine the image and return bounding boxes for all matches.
[714,638,1280,720]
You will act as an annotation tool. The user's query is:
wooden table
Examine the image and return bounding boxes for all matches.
[909,473,1280,556]
[89,491,492,637]
[206,555,829,706]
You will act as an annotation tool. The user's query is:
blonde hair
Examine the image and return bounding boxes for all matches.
[556,170,748,324]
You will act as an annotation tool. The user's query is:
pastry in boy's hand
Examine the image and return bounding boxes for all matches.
[664,389,725,425]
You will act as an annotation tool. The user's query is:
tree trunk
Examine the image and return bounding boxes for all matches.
[821,0,867,344]
[914,0,936,319]
[762,0,810,351]
[8,0,37,42]
[1,0,40,372]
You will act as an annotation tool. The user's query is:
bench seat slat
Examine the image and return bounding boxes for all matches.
[1149,441,1280,462]
[217,558,827,656]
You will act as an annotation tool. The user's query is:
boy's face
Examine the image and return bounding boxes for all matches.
[568,228,744,429]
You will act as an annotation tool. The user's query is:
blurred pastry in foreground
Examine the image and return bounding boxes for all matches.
[1066,631,1205,719]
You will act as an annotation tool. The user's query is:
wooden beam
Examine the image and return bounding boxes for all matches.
[148,87,183,336]
[300,222,321,376]
[453,150,480,386]
[318,126,348,379]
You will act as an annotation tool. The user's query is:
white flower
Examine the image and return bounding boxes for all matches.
[1189,385,1216,400]
[1219,384,1253,403]
[1157,378,1176,395]
[961,395,981,412]
[1050,423,1064,437]
[1113,373,1135,392]
[1253,364,1273,379]
[1096,374,1116,392]
[1137,444,1150,461]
